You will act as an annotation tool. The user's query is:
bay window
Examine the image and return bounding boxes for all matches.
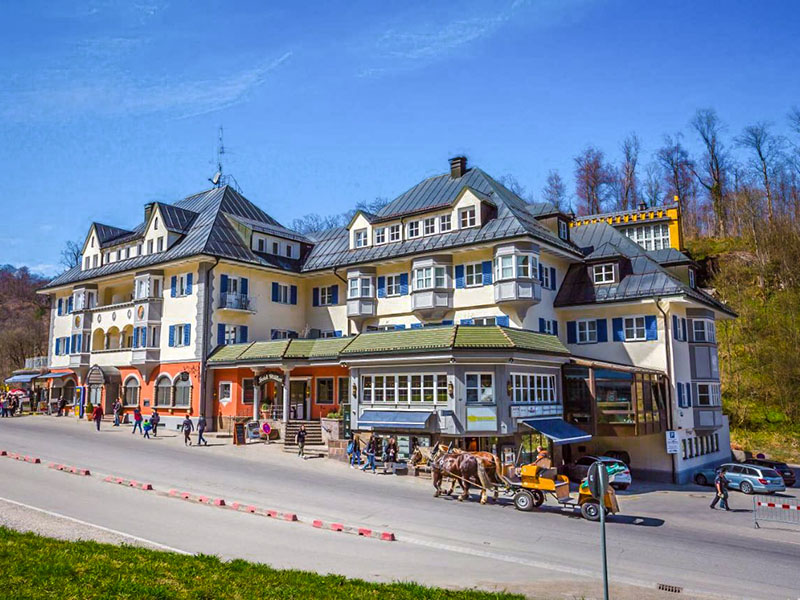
[465,373,494,403]
[413,266,447,290]
[697,383,721,406]
[511,374,556,403]
[362,373,447,404]
[692,319,716,343]
[348,277,373,298]
[494,253,538,281]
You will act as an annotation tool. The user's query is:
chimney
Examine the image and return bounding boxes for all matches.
[449,156,467,178]
[144,202,155,223]
[637,200,647,211]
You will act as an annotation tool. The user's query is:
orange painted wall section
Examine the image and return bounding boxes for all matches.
[118,361,202,416]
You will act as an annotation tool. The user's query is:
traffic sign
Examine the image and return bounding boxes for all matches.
[665,430,680,454]
[587,461,610,500]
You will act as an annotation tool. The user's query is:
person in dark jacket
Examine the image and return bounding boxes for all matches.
[295,424,307,459]
[197,415,208,446]
[361,434,377,474]
[91,404,103,431]
[383,437,398,474]
[112,399,123,426]
[151,409,160,437]
[181,416,194,446]
[131,407,143,434]
[710,469,731,510]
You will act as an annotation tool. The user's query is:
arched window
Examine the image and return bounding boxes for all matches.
[174,375,192,407]
[62,380,75,404]
[155,376,172,407]
[124,377,140,406]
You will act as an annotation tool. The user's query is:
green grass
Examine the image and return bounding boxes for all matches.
[730,426,800,464]
[0,527,523,600]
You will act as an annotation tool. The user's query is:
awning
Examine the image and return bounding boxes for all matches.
[36,372,73,380]
[358,410,434,430]
[4,373,39,384]
[520,418,592,445]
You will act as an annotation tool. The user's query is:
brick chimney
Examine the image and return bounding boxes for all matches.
[144,202,155,223]
[449,156,467,178]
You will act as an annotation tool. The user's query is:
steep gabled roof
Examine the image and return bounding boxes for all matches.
[93,223,133,247]
[157,203,199,234]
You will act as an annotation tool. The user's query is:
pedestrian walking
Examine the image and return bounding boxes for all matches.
[9,397,18,417]
[383,436,398,474]
[0,396,6,418]
[196,415,208,446]
[710,469,731,511]
[142,418,152,439]
[361,434,377,474]
[295,424,307,459]
[348,434,362,468]
[181,416,194,446]
[58,398,67,417]
[112,399,122,427]
[91,403,103,431]
[151,409,160,437]
[131,407,143,434]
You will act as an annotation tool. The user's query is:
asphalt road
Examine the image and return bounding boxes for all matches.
[1,416,799,600]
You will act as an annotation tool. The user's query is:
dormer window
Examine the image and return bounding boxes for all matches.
[84,257,90,270]
[423,217,436,236]
[354,229,368,248]
[592,263,615,284]
[147,240,153,254]
[375,227,386,245]
[407,221,420,239]
[459,207,476,228]
[558,220,568,240]
[157,237,164,252]
[154,217,159,231]
[440,214,452,232]
[389,224,401,242]
[688,269,696,289]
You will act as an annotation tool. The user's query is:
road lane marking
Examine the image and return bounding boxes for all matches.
[0,496,192,555]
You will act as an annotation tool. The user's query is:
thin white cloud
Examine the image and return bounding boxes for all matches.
[13,262,61,277]
[0,51,292,122]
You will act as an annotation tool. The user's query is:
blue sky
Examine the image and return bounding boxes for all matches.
[2,0,799,276]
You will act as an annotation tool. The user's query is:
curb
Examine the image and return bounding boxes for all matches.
[47,463,90,476]
[103,475,153,490]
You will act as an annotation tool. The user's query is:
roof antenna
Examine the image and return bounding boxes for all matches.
[208,126,243,192]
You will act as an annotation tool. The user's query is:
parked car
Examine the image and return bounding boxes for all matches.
[565,455,632,490]
[693,467,719,486]
[743,459,796,487]
[718,463,785,495]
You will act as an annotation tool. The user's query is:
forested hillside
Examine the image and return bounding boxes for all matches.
[0,266,50,380]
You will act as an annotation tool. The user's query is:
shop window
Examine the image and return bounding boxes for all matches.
[241,378,254,404]
[123,378,139,407]
[317,378,334,404]
[511,374,556,403]
[338,377,349,404]
[174,377,191,407]
[595,369,634,425]
[465,373,493,403]
[362,373,446,404]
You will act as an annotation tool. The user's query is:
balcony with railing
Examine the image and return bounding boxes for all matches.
[219,293,255,312]
[24,356,49,370]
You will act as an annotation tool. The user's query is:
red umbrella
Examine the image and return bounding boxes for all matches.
[8,389,25,395]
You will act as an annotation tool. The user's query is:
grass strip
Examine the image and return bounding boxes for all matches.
[0,527,523,599]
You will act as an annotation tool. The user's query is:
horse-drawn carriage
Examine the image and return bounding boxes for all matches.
[410,444,621,521]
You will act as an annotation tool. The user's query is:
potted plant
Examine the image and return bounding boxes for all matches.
[85,401,93,421]
[320,409,343,443]
[260,402,270,420]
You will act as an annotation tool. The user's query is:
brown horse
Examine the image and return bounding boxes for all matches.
[453,449,503,503]
[431,450,479,502]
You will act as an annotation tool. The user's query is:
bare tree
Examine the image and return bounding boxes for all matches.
[498,175,533,201]
[618,133,641,210]
[690,108,730,236]
[736,122,786,223]
[574,147,614,215]
[541,170,568,212]
[60,240,83,270]
[290,197,390,235]
[642,162,663,207]
[657,134,695,208]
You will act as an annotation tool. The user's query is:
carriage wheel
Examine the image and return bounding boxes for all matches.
[530,490,545,507]
[580,500,601,521]
[513,490,535,512]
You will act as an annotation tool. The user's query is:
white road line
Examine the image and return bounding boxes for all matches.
[0,496,192,555]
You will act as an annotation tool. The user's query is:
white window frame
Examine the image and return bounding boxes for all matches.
[348,277,373,299]
[696,383,721,407]
[223,325,238,346]
[123,376,140,407]
[472,316,498,326]
[385,274,402,297]
[413,266,447,290]
[623,316,647,341]
[354,229,368,248]
[542,319,555,335]
[155,376,172,407]
[692,319,716,343]
[511,373,557,403]
[459,206,476,228]
[465,372,494,403]
[218,381,232,403]
[464,263,482,287]
[319,285,334,306]
[494,255,514,281]
[624,223,670,251]
[176,273,190,297]
[688,269,696,288]
[407,221,420,238]
[388,224,401,242]
[423,217,436,236]
[439,214,452,232]
[374,227,386,245]
[361,373,448,404]
[157,237,164,252]
[576,319,597,344]
[540,264,552,288]
[174,324,188,347]
[592,263,615,284]
[275,283,290,304]
[558,220,568,240]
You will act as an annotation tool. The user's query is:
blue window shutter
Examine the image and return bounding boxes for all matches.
[686,384,692,407]
[377,276,386,298]
[132,328,138,349]
[459,318,474,325]
[672,315,678,339]
[454,265,464,289]
[566,321,577,344]
[334,330,342,337]
[290,285,298,305]
[65,337,70,354]
[553,321,558,337]
[170,276,177,297]
[331,285,339,304]
[57,298,62,315]
[142,327,147,347]
[681,318,687,341]
[645,315,658,340]
[217,323,225,346]
[538,263,544,282]
[67,297,73,313]
[55,338,60,355]
[186,273,193,295]
[271,282,279,302]
[78,334,83,352]
[411,323,422,329]
[394,324,406,330]
[312,287,319,307]
[538,318,546,333]
[168,325,175,347]
[677,383,684,407]
[482,261,493,285]
[220,274,228,295]
[549,267,556,290]
[239,325,247,343]
[399,273,409,295]
[240,277,248,296]
[496,315,509,327]
[612,318,624,342]
[183,324,191,346]
[441,320,454,325]
[596,319,608,343]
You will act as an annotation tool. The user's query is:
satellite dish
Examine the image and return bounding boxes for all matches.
[210,172,221,185]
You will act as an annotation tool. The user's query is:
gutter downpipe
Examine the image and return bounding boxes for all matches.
[655,297,677,485]
[332,267,349,335]
[200,257,220,431]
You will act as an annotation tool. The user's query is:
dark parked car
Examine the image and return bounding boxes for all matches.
[744,459,796,487]
[565,455,632,490]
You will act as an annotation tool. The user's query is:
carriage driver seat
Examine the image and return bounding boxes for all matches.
[533,457,558,481]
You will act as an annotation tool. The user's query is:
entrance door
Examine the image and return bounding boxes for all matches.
[289,380,307,420]
[106,383,118,413]
[89,386,102,411]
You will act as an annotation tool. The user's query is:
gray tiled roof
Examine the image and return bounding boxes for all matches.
[158,203,198,234]
[230,214,312,244]
[556,222,734,315]
[647,248,695,266]
[93,223,133,247]
[301,167,582,272]
[525,202,561,217]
